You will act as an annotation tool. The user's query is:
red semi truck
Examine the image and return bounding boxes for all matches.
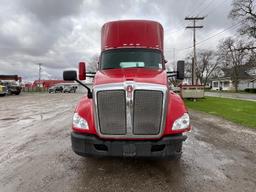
[64,20,191,158]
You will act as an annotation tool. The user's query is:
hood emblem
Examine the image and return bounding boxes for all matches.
[127,85,133,93]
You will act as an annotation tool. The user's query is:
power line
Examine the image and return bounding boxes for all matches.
[177,21,243,52]
[194,0,215,16]
[188,0,207,16]
[166,0,212,36]
[165,18,186,35]
[203,0,228,17]
[169,1,206,34]
[165,22,186,42]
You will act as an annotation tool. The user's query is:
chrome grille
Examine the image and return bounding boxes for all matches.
[97,90,126,135]
[133,90,163,135]
[94,82,167,138]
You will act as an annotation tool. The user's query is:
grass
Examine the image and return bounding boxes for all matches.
[185,97,256,128]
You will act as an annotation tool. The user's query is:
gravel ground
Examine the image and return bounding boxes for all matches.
[0,93,255,192]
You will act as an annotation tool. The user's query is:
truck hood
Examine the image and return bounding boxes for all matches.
[94,68,167,86]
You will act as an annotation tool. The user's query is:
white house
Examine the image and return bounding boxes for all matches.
[211,65,256,91]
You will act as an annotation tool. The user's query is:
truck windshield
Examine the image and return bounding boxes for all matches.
[100,49,163,70]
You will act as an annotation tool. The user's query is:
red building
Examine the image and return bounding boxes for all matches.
[33,80,73,88]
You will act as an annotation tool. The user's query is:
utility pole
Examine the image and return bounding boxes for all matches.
[173,48,176,68]
[185,17,204,85]
[38,63,42,87]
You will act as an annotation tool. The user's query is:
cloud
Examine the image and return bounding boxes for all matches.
[0,0,235,81]
[20,0,84,24]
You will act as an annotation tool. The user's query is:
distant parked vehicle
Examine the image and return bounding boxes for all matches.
[0,84,7,96]
[0,75,22,95]
[63,86,77,93]
[48,85,63,93]
[5,82,22,95]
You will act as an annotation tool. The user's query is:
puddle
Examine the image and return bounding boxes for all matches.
[1,117,17,121]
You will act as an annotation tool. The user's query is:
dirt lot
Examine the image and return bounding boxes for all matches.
[0,93,255,192]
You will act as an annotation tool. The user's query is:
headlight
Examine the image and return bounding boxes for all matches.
[172,113,190,130]
[73,113,89,129]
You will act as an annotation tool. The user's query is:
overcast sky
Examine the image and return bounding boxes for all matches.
[0,0,236,81]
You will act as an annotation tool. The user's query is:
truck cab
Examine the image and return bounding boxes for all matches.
[64,20,191,158]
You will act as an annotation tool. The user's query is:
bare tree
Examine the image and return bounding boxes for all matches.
[217,37,250,92]
[229,0,256,39]
[87,54,99,72]
[196,50,219,85]
[185,50,219,85]
[248,51,256,66]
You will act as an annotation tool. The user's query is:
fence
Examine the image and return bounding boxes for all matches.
[22,87,48,92]
[180,85,205,99]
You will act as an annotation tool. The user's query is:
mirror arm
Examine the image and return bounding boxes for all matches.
[167,71,177,78]
[167,74,177,78]
[86,75,95,78]
[85,72,96,78]
[75,79,93,98]
[86,72,96,75]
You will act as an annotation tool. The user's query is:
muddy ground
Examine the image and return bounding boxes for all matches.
[0,93,255,192]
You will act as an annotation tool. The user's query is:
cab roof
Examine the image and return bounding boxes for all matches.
[101,20,164,52]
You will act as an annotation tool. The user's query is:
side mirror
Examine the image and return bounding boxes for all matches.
[79,62,86,80]
[63,70,77,81]
[177,60,185,80]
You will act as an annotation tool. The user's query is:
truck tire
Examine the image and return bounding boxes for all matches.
[14,90,21,95]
